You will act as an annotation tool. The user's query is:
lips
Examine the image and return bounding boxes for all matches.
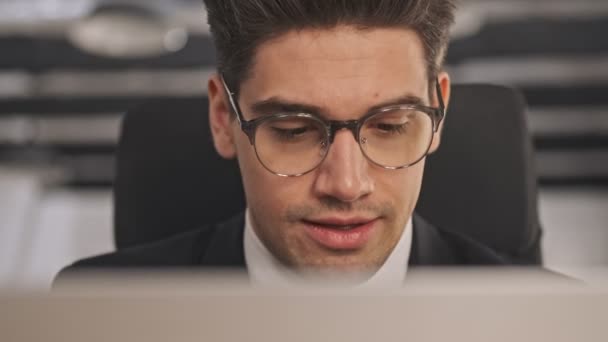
[302,217,378,250]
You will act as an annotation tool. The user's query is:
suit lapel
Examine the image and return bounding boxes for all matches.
[409,213,457,266]
[200,212,247,268]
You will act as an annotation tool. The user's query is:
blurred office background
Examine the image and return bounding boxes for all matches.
[0,0,607,289]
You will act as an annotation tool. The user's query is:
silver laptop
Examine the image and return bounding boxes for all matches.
[2,268,607,342]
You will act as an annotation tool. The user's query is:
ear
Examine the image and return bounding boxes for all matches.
[428,71,451,154]
[208,73,237,159]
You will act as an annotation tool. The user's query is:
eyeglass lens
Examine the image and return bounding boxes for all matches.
[253,108,434,176]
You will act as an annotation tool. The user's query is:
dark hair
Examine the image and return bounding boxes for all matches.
[203,0,456,92]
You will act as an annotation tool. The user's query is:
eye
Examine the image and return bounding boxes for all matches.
[368,119,410,136]
[270,126,311,139]
[265,117,322,142]
[365,109,415,136]
[374,123,408,134]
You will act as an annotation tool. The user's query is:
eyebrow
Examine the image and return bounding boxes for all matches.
[249,94,426,118]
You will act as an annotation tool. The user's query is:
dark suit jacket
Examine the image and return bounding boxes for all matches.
[57,212,509,281]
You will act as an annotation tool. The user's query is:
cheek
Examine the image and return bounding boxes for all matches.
[404,161,426,212]
[235,139,271,208]
[235,136,308,215]
[375,160,425,215]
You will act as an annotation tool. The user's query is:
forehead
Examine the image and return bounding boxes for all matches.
[239,26,429,117]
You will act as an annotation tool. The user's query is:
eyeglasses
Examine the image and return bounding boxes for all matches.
[221,76,446,177]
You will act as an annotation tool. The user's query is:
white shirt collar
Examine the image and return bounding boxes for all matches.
[244,208,413,287]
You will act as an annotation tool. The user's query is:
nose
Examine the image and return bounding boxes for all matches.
[313,129,374,202]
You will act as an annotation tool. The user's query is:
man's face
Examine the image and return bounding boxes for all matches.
[209,26,449,275]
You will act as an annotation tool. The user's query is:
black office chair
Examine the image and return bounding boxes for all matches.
[113,84,543,264]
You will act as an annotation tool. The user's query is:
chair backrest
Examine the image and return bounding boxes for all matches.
[416,84,542,264]
[113,84,542,264]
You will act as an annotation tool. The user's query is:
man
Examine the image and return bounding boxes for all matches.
[59,0,509,286]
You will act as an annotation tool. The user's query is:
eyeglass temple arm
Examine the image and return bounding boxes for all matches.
[433,77,447,133]
[435,78,446,116]
[220,75,245,125]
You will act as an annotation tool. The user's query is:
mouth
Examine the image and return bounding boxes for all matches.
[301,217,379,251]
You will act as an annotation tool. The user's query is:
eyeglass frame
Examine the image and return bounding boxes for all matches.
[221,75,447,177]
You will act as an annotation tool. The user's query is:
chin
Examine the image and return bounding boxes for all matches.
[293,264,377,284]
[297,254,381,274]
